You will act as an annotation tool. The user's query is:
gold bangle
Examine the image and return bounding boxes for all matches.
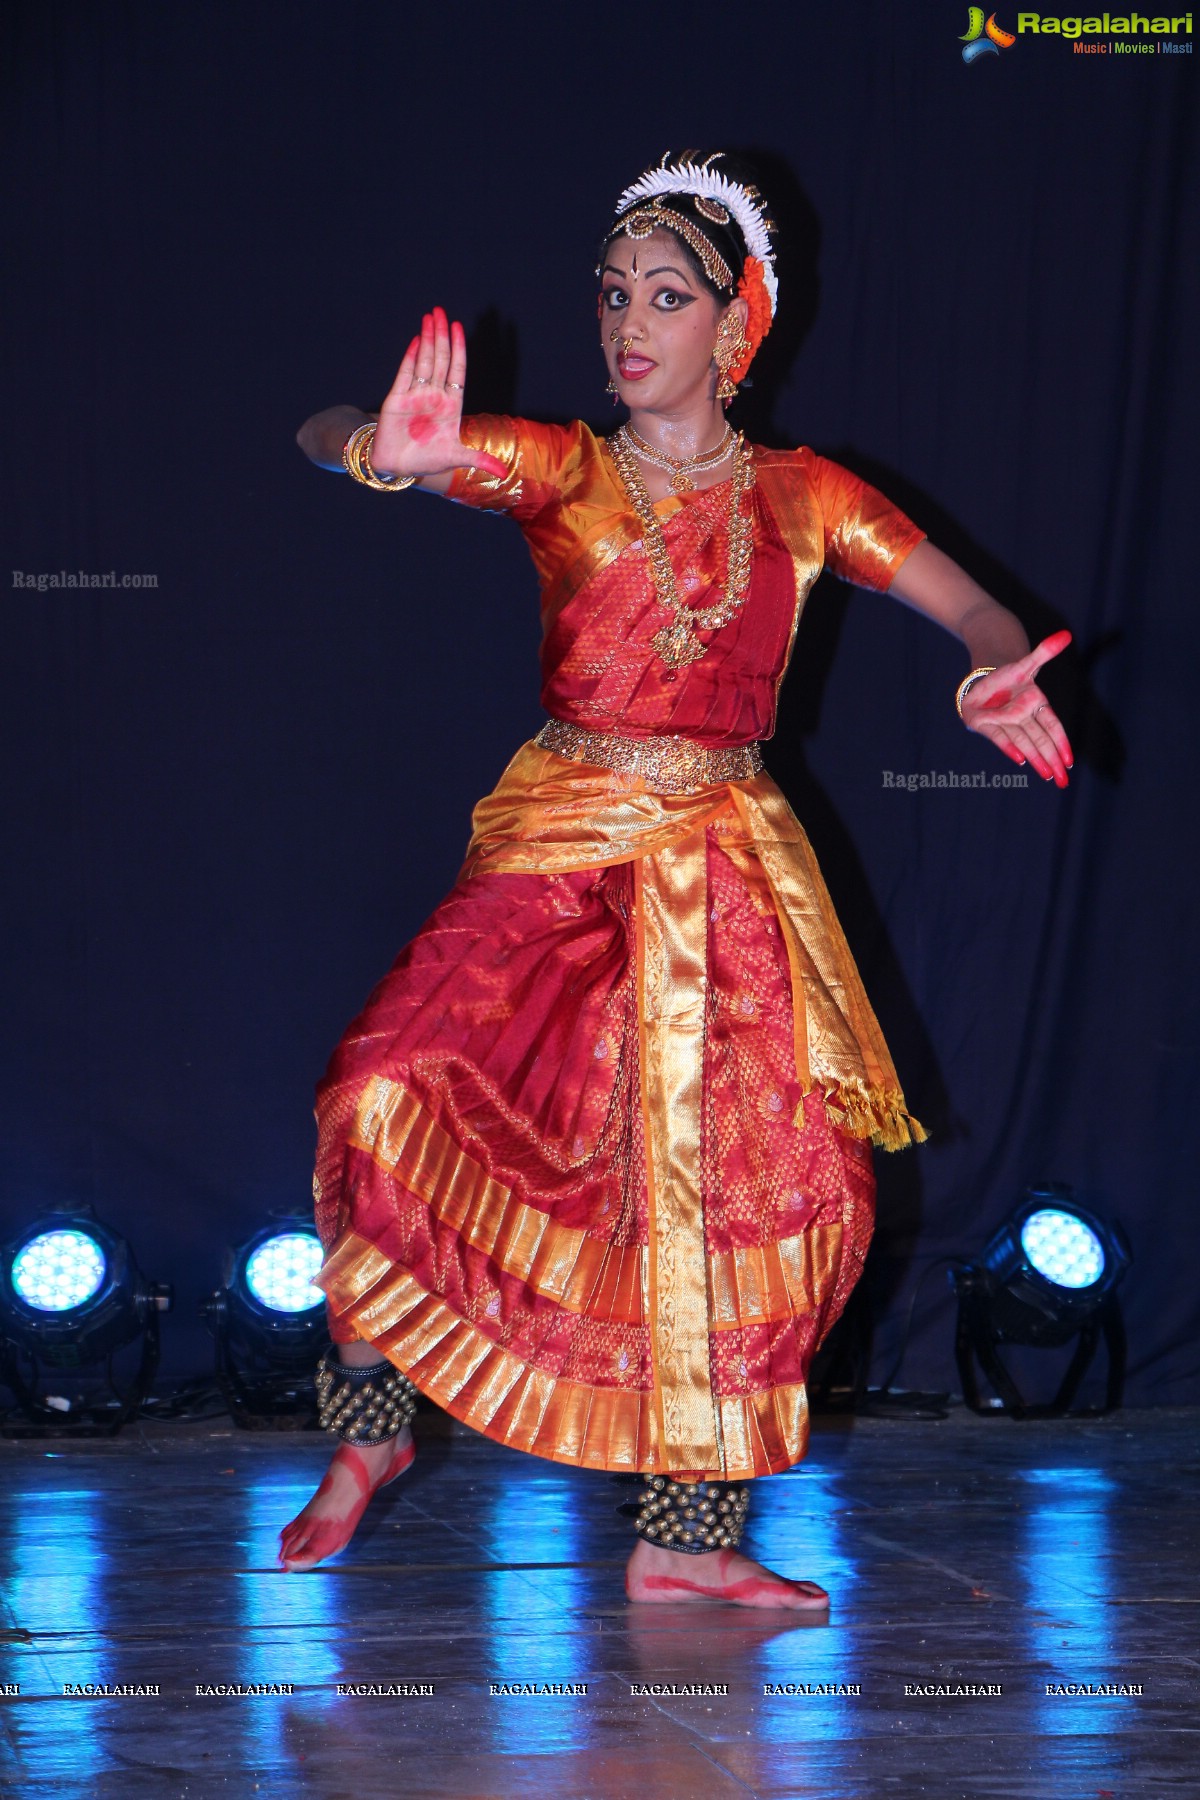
[343,422,417,491]
[955,666,998,719]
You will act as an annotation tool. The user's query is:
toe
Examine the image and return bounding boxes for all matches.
[785,1582,829,1609]
[278,1520,316,1564]
[279,1536,318,1572]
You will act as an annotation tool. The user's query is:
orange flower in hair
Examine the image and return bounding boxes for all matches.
[729,256,773,385]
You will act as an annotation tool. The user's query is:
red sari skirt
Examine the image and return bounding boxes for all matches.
[310,747,922,1480]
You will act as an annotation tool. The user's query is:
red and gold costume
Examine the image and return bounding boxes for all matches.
[311,417,928,1481]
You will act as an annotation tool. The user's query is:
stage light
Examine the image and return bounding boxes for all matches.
[1019,1208,1105,1289]
[202,1216,328,1426]
[220,1220,327,1352]
[12,1227,107,1313]
[951,1183,1131,1418]
[0,1207,173,1435]
[243,1230,325,1315]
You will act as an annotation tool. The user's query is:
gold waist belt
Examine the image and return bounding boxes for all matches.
[534,717,764,794]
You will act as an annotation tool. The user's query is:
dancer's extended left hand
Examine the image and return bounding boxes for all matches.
[960,629,1074,787]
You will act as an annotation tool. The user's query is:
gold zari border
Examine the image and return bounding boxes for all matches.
[347,1075,642,1320]
[635,835,720,1471]
[313,1226,811,1478]
[347,1070,842,1331]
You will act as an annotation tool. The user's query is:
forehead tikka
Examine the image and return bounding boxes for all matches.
[617,199,733,292]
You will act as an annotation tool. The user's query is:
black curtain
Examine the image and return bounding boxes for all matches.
[3,2,1196,1400]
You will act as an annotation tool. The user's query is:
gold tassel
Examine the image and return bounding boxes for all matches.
[797,1080,930,1153]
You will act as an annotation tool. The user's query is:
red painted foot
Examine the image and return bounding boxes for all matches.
[277,1433,414,1572]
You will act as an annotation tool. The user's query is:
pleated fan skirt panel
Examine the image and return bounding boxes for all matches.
[311,817,875,1480]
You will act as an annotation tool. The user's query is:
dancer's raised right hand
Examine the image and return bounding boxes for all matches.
[370,305,506,481]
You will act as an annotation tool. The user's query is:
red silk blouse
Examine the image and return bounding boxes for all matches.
[449,416,926,748]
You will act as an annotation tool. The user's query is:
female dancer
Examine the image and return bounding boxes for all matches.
[278,152,1072,1607]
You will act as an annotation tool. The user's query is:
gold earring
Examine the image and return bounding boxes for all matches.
[606,376,619,403]
[713,312,747,404]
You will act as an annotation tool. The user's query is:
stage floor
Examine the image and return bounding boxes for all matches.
[0,1404,1196,1798]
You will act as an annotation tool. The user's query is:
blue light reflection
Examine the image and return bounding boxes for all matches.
[230,1480,341,1758]
[7,1491,106,1779]
[479,1471,592,1755]
[1020,1468,1129,1740]
[754,1468,861,1742]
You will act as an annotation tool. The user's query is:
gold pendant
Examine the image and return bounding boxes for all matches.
[651,619,709,668]
[670,470,695,494]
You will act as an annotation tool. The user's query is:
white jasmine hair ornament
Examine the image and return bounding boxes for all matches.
[614,152,779,316]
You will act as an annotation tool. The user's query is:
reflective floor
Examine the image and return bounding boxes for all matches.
[1,1406,1196,1797]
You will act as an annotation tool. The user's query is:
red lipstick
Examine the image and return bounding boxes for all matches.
[617,352,657,381]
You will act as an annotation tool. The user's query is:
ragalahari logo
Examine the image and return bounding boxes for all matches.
[961,7,1018,57]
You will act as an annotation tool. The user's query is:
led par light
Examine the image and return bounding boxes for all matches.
[203,1216,328,1426]
[0,1207,173,1434]
[951,1183,1131,1417]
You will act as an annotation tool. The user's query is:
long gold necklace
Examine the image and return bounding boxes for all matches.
[607,427,756,669]
[620,421,735,494]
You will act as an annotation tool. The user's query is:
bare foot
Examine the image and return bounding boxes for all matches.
[277,1428,414,1571]
[624,1538,829,1610]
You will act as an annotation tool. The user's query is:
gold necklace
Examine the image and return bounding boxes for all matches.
[620,421,735,494]
[607,428,756,669]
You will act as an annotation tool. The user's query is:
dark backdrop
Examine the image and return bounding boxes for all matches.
[3,2,1196,1402]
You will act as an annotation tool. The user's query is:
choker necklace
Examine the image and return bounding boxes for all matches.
[619,422,735,494]
[607,428,755,669]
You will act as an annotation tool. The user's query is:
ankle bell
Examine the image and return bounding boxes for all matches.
[315,1344,419,1445]
[634,1476,751,1554]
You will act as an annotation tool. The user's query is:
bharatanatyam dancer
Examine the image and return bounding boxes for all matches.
[279,151,1073,1605]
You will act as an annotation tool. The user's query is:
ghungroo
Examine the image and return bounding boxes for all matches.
[634,1476,751,1554]
[315,1345,419,1445]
